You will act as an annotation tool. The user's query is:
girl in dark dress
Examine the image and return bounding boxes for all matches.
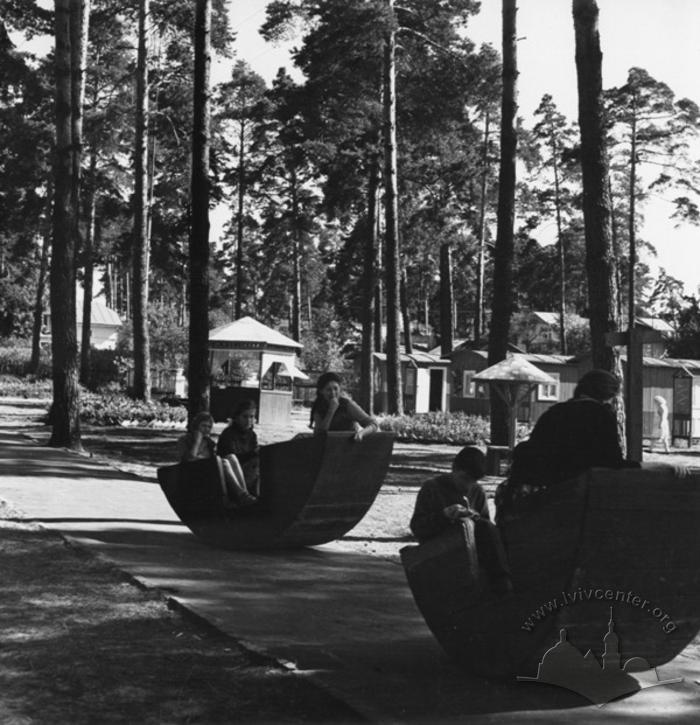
[309,372,378,441]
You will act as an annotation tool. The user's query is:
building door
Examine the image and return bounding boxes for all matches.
[429,369,444,411]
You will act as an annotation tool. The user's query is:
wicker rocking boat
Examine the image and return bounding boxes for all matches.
[158,431,394,550]
[401,465,700,678]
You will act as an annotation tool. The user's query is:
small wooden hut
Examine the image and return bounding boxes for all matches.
[209,316,308,424]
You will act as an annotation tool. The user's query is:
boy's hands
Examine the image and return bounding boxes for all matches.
[443,504,480,521]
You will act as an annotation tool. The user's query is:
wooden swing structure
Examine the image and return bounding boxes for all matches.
[158,431,394,550]
[401,465,700,678]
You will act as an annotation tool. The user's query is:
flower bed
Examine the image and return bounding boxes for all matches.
[377,411,491,445]
[80,392,187,427]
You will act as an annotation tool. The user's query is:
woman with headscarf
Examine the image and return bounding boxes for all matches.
[309,372,378,441]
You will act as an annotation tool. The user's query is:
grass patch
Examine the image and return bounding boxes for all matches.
[0,522,361,724]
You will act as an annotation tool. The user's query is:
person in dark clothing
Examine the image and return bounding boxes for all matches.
[309,372,378,441]
[496,368,639,524]
[410,446,490,541]
[217,399,260,496]
[410,446,512,595]
[178,411,256,508]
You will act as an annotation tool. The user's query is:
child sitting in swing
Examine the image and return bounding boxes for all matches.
[178,411,257,507]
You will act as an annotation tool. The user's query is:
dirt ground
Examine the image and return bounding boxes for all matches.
[0,518,362,725]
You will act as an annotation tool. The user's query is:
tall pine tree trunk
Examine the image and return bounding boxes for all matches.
[290,166,302,341]
[360,152,380,413]
[132,0,151,401]
[572,0,618,371]
[31,184,52,373]
[400,268,412,355]
[188,0,212,419]
[607,175,624,321]
[235,114,245,319]
[551,137,568,354]
[474,112,490,347]
[627,105,638,331]
[440,242,453,357]
[374,208,383,353]
[382,1,403,415]
[50,0,81,448]
[80,148,97,385]
[488,0,518,446]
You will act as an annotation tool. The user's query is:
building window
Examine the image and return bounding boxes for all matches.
[462,370,476,398]
[538,372,560,401]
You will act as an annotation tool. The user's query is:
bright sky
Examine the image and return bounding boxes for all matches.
[225,0,700,297]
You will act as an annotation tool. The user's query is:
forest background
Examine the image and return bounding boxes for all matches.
[2,0,700,444]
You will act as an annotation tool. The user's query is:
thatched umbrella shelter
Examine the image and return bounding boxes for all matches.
[473,354,557,448]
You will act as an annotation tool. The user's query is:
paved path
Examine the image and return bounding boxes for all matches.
[1,417,699,722]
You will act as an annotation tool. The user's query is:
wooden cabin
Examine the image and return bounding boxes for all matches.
[368,350,451,414]
[447,345,700,446]
[448,347,585,424]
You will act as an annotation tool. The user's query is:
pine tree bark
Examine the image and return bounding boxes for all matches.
[474,112,490,346]
[50,0,81,448]
[572,0,618,371]
[440,243,453,357]
[551,134,568,354]
[400,268,413,355]
[79,148,97,385]
[235,112,246,319]
[488,0,518,445]
[31,184,52,374]
[627,105,637,331]
[382,1,403,415]
[132,0,151,400]
[359,152,380,413]
[188,0,212,420]
[290,166,302,341]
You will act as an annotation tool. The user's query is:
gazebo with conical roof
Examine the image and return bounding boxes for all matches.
[209,316,308,424]
[473,354,557,448]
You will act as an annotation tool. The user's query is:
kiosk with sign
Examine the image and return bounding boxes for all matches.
[209,316,308,424]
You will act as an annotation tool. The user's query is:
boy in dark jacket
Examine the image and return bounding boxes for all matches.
[410,446,490,541]
[410,446,512,595]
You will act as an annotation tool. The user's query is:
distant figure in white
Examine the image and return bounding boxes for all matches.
[653,395,671,454]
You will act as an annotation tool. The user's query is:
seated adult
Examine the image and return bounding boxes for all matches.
[310,371,378,442]
[410,446,512,596]
[496,369,639,524]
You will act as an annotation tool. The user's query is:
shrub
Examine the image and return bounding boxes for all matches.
[0,341,51,378]
[79,392,187,427]
[0,374,52,399]
[85,348,126,390]
[377,411,491,445]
